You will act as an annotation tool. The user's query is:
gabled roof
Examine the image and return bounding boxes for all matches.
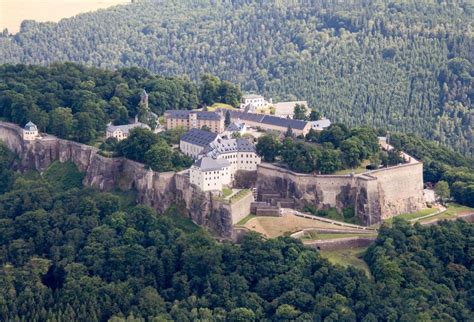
[226,122,245,132]
[181,128,219,147]
[106,122,150,135]
[24,121,38,131]
[226,110,265,123]
[260,115,308,130]
[203,137,256,158]
[197,111,221,121]
[165,110,191,119]
[193,157,230,171]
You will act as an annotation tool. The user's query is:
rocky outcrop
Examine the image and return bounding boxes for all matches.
[0,121,235,237]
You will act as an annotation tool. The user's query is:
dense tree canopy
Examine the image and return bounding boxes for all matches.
[390,133,474,207]
[257,125,382,174]
[0,146,472,321]
[0,63,200,143]
[0,0,471,155]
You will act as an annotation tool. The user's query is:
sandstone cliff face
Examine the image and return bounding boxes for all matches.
[256,162,425,225]
[0,122,234,237]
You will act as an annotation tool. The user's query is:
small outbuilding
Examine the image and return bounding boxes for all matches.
[22,121,39,141]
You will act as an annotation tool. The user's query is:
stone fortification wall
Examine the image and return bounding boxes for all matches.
[229,192,254,224]
[304,237,377,251]
[256,161,425,225]
[0,122,237,237]
[363,163,425,219]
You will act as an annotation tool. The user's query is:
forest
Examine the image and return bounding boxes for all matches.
[256,125,396,174]
[0,63,239,144]
[0,142,473,321]
[0,0,471,156]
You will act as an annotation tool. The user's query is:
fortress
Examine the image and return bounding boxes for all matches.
[0,121,425,235]
[256,161,425,225]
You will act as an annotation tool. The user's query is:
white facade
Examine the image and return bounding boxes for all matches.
[180,140,210,159]
[190,157,231,191]
[106,123,150,141]
[22,121,39,141]
[203,138,261,181]
[214,151,260,180]
[240,94,267,109]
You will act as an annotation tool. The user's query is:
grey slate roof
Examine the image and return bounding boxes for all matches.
[227,110,265,123]
[193,157,230,171]
[203,138,256,158]
[260,115,308,130]
[197,111,221,121]
[218,109,308,131]
[226,122,245,132]
[24,121,38,131]
[166,110,222,121]
[181,128,219,147]
[106,122,150,135]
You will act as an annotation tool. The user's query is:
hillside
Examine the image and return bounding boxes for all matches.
[0,143,473,321]
[0,0,472,156]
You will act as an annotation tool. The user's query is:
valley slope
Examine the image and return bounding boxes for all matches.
[0,0,472,155]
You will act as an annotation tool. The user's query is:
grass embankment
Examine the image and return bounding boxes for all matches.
[222,187,233,198]
[384,207,438,225]
[415,203,473,223]
[302,231,377,241]
[319,247,371,277]
[334,160,371,175]
[236,214,257,226]
[229,189,251,203]
[304,206,363,225]
[207,103,235,111]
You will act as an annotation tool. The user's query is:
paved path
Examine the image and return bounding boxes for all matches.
[409,206,446,223]
[283,208,377,232]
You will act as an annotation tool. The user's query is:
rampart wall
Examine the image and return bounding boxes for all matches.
[256,161,425,225]
[0,122,238,237]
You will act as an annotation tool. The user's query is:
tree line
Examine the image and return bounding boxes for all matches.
[0,142,472,321]
[256,125,403,174]
[0,0,471,156]
[0,63,240,144]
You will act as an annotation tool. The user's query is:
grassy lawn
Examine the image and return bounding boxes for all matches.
[207,103,235,111]
[302,232,377,240]
[236,214,257,225]
[304,207,363,225]
[334,160,371,175]
[416,203,474,223]
[222,187,233,198]
[384,207,438,225]
[229,189,251,203]
[319,247,371,277]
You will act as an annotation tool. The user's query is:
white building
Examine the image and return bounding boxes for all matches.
[223,121,247,138]
[22,121,39,141]
[106,122,150,141]
[179,128,220,159]
[240,94,268,109]
[309,118,331,131]
[189,157,231,191]
[180,128,262,191]
[201,137,261,180]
